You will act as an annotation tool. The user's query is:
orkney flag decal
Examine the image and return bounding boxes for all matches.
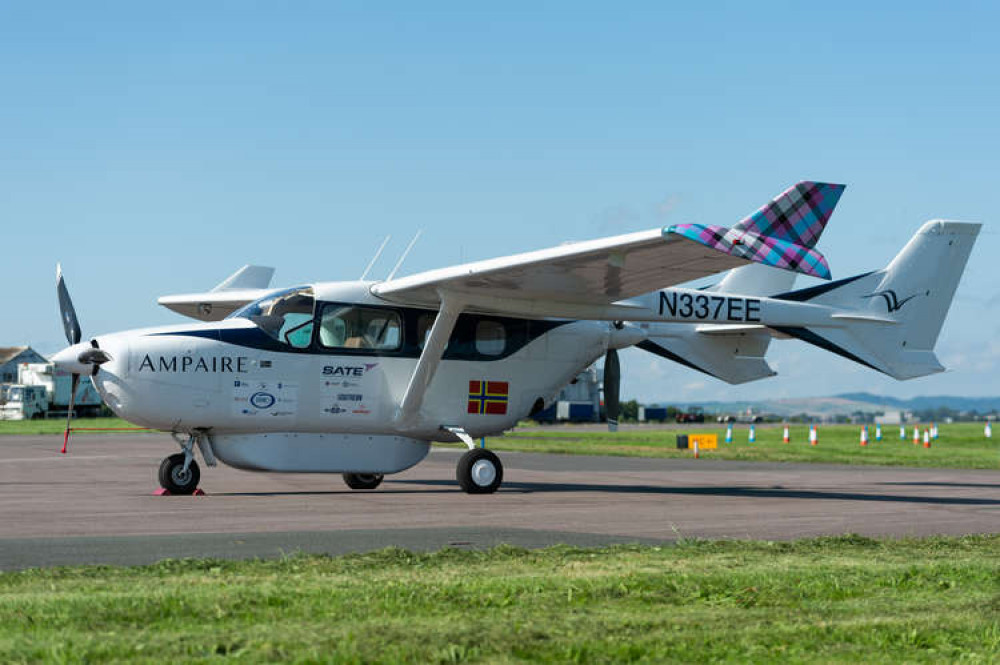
[468,380,509,415]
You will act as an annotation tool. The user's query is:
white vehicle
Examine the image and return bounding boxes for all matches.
[18,363,102,416]
[0,385,49,420]
[0,364,102,420]
[50,182,979,495]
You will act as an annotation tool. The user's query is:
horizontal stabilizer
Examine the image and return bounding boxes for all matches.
[637,327,776,385]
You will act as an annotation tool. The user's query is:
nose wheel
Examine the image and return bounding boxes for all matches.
[456,448,503,494]
[158,453,201,495]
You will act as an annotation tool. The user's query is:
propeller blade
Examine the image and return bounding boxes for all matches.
[56,264,82,346]
[61,372,80,454]
[604,348,620,432]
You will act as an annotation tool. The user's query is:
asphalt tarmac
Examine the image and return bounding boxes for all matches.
[1,434,998,570]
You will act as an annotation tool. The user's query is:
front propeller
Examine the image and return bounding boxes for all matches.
[54,265,110,453]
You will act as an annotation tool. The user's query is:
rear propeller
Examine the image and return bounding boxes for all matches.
[55,265,110,453]
[604,347,621,432]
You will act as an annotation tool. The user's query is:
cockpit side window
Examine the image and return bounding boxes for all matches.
[230,287,316,349]
[319,304,401,351]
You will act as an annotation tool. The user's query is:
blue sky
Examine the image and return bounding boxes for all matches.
[2,2,997,402]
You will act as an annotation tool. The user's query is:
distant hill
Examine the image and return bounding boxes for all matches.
[836,393,1000,413]
[662,394,1000,418]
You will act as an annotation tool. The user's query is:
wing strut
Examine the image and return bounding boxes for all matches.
[394,291,465,427]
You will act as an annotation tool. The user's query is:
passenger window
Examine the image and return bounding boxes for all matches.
[320,305,402,351]
[475,320,506,356]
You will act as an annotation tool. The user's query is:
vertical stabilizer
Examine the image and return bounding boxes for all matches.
[772,220,980,379]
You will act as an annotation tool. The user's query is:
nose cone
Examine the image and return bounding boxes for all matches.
[52,342,96,375]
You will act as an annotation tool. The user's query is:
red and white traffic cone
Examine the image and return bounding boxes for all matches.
[923,429,931,448]
[913,426,920,445]
[860,425,868,447]
[693,440,700,459]
[783,425,790,444]
[809,425,817,446]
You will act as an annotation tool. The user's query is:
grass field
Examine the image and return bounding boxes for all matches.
[1,536,998,663]
[0,417,145,436]
[495,422,1000,470]
[2,418,998,470]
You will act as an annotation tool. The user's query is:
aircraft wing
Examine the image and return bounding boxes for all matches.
[371,225,830,311]
[158,265,275,321]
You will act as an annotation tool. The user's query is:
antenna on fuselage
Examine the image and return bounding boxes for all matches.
[385,230,423,281]
[360,235,391,280]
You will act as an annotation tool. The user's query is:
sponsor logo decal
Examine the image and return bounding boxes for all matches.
[322,363,379,377]
[467,380,509,415]
[249,392,276,409]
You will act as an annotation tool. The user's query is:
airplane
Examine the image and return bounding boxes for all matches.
[51,182,980,495]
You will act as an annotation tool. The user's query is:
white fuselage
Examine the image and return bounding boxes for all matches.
[85,283,612,443]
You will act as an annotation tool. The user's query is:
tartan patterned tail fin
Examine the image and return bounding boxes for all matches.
[733,181,845,249]
[664,181,845,279]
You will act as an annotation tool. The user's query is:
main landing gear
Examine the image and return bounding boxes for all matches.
[442,426,504,494]
[457,448,503,494]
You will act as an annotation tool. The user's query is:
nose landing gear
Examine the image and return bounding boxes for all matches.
[159,453,201,495]
[158,431,214,495]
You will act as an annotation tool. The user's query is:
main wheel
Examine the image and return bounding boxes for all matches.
[342,472,384,490]
[456,449,503,494]
[158,453,200,495]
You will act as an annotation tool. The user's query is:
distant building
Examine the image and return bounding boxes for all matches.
[534,366,602,422]
[875,410,903,425]
[0,347,47,383]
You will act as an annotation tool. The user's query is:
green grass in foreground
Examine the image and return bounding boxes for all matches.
[494,422,1000,469]
[1,536,998,663]
[0,417,140,435]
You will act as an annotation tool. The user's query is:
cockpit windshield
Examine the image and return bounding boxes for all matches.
[228,287,316,348]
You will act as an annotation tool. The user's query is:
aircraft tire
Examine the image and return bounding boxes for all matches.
[342,473,384,490]
[158,453,200,495]
[456,449,503,494]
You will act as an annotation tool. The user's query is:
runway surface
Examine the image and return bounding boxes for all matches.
[1,434,998,570]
